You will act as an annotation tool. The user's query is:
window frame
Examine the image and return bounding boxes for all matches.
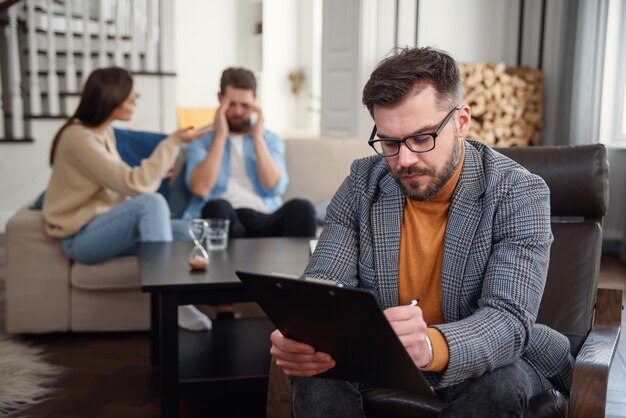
[601,0,626,146]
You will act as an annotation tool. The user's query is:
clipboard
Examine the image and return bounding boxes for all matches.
[236,271,436,397]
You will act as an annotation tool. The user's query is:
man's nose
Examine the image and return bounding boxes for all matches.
[396,142,418,167]
[232,104,245,114]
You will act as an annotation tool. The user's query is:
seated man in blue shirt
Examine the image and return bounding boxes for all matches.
[183,67,316,238]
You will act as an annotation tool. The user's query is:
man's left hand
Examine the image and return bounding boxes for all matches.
[250,104,265,140]
[384,305,431,368]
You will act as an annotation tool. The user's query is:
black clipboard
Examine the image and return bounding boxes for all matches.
[236,271,436,397]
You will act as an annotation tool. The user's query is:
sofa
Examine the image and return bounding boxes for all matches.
[5,135,372,333]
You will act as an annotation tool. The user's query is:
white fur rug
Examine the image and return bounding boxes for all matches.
[0,337,59,416]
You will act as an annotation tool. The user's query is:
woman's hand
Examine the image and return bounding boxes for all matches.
[163,164,175,179]
[270,329,336,377]
[173,125,213,143]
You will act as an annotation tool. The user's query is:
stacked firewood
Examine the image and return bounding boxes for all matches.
[459,63,543,147]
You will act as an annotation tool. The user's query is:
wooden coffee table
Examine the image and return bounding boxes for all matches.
[139,238,311,418]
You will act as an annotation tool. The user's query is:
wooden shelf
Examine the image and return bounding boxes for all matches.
[178,317,273,388]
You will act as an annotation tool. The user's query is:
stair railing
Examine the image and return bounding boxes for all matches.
[0,0,164,142]
[7,5,25,138]
[26,0,42,114]
[63,0,77,92]
[46,0,61,115]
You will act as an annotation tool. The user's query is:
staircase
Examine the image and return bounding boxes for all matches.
[0,0,172,142]
[0,0,177,233]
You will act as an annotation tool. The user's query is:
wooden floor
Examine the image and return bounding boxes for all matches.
[602,254,626,418]
[1,234,625,417]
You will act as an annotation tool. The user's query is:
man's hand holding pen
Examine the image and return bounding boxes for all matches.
[384,299,433,369]
[271,298,433,378]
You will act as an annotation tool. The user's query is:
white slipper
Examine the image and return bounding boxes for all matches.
[178,305,212,331]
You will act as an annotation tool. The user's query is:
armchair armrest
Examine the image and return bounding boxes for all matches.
[569,287,623,418]
[266,357,293,418]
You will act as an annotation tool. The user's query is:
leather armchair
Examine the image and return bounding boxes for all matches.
[266,144,622,418]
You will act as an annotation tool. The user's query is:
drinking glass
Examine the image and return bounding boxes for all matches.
[206,218,230,251]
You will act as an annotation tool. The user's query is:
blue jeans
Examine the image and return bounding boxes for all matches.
[61,193,190,264]
[293,358,545,418]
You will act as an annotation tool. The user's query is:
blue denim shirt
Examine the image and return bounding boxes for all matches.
[182,128,288,219]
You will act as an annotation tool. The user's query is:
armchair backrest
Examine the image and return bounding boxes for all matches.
[497,144,609,355]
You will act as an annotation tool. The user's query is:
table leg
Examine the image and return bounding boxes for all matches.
[160,292,179,418]
[150,292,160,366]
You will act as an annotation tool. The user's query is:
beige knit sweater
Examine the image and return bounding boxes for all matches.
[43,123,183,238]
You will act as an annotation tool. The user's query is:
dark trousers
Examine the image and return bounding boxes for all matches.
[292,358,545,418]
[200,198,316,238]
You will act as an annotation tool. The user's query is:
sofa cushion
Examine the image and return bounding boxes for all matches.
[283,138,372,220]
[30,191,46,210]
[71,256,140,290]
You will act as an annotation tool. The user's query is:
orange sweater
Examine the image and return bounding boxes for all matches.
[398,144,465,373]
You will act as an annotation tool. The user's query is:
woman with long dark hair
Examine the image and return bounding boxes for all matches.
[43,67,213,330]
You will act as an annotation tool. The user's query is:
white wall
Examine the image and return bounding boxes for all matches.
[321,0,527,138]
[173,0,321,137]
[417,0,520,66]
[0,120,62,231]
[173,0,237,109]
[261,0,299,136]
[116,75,177,132]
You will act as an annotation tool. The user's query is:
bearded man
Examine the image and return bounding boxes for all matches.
[180,67,316,331]
[270,47,573,418]
[183,67,315,238]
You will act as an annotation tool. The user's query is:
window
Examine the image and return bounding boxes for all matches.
[600,0,626,145]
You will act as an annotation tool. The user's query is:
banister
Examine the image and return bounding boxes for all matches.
[0,0,22,14]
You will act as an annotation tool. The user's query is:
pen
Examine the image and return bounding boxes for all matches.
[409,299,419,307]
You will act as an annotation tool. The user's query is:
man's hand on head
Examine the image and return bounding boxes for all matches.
[250,104,265,141]
[214,98,231,141]
[270,329,336,377]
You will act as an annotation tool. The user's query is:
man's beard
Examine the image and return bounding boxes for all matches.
[391,137,462,202]
[227,117,251,134]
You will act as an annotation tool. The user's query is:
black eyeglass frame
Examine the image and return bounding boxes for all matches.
[368,107,460,157]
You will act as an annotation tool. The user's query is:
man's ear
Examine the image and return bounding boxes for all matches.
[217,92,223,103]
[457,105,471,138]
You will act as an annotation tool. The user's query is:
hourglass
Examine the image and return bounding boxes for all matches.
[187,219,209,270]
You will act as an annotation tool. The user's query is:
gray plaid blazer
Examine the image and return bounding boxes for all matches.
[305,140,573,392]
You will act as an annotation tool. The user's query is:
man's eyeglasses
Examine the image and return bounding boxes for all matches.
[368,107,459,157]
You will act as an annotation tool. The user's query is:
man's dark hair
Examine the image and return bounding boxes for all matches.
[362,47,462,116]
[220,67,257,96]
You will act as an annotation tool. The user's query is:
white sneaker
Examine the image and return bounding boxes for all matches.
[178,305,212,331]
